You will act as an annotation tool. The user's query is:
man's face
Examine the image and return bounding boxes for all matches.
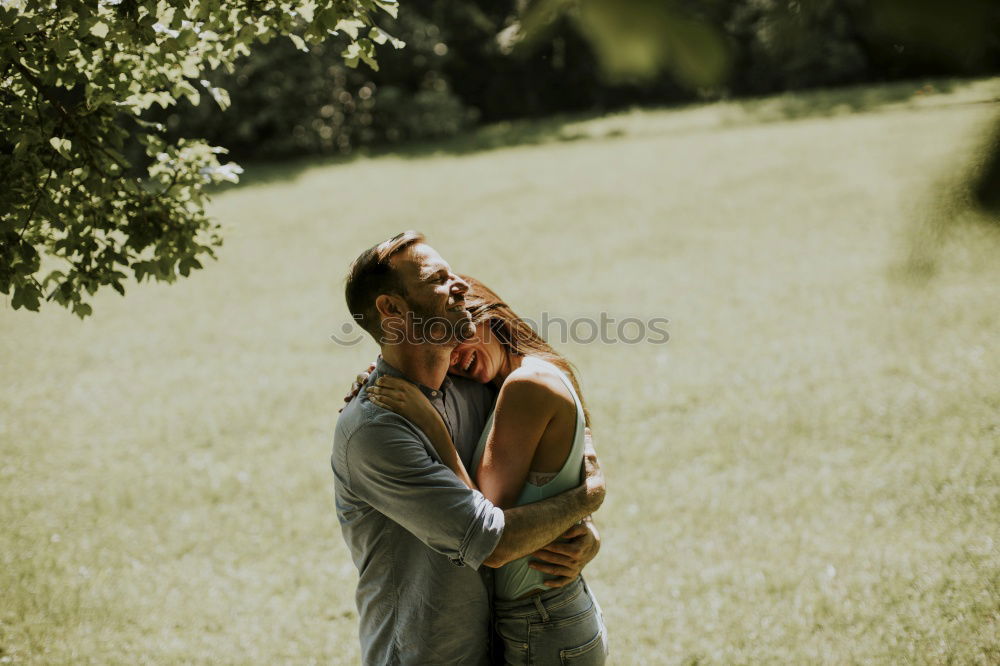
[388,243,474,345]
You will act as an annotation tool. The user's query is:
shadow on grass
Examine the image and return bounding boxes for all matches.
[891,110,1000,285]
[215,110,607,190]
[732,78,961,123]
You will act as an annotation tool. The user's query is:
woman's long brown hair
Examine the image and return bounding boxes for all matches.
[460,275,591,427]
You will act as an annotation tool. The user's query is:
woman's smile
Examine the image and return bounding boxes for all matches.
[451,343,485,380]
[461,349,477,373]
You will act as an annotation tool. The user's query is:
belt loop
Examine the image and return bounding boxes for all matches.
[532,594,550,622]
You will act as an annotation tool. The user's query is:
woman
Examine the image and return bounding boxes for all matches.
[365,276,609,665]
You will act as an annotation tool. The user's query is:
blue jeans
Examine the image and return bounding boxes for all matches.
[493,577,609,665]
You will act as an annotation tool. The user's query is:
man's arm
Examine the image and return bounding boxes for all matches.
[342,411,602,571]
[483,440,604,568]
[528,516,601,587]
[343,415,504,568]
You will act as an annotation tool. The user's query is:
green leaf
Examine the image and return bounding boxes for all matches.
[342,42,362,68]
[374,0,399,19]
[13,16,38,38]
[181,59,201,79]
[288,33,308,52]
[369,26,404,49]
[12,284,41,312]
[199,81,231,110]
[49,137,73,158]
[317,8,342,31]
[175,80,201,105]
[52,36,74,59]
[335,18,366,40]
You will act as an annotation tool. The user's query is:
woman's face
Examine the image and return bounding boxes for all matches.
[448,322,507,385]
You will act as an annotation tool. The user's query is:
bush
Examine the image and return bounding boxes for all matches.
[160,7,473,160]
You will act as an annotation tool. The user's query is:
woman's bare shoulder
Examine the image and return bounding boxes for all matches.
[500,357,573,405]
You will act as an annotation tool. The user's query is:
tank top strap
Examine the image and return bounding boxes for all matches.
[549,362,586,434]
[470,359,586,486]
[539,361,587,488]
[471,409,493,476]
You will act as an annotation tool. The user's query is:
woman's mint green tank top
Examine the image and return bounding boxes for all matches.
[471,359,587,600]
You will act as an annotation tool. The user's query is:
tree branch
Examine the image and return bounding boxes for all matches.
[19,140,58,241]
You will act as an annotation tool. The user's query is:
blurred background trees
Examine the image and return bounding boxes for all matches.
[165,0,1000,161]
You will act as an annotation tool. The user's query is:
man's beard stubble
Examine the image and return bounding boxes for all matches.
[382,301,474,346]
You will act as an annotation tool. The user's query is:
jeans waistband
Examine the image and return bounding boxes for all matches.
[493,576,585,618]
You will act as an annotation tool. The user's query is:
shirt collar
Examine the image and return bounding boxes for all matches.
[375,356,454,399]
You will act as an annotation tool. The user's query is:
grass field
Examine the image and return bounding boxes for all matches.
[2,78,999,664]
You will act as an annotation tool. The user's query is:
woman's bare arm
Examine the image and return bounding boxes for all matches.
[475,371,559,509]
[366,377,477,490]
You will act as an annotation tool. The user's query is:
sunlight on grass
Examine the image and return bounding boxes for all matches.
[2,78,998,664]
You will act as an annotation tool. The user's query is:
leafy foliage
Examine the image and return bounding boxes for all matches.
[165,0,1000,165]
[0,0,400,317]
[725,0,868,93]
[161,1,700,163]
[157,5,472,161]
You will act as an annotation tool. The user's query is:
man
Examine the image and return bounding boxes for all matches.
[332,231,604,664]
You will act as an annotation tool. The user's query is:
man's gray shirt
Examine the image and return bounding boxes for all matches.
[332,357,503,665]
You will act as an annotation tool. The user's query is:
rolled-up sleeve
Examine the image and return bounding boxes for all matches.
[344,416,504,569]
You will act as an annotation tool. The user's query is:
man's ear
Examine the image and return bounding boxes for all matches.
[374,293,404,320]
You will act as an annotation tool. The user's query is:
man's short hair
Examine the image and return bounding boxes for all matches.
[346,231,426,340]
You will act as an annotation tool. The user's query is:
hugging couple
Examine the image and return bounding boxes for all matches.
[333,231,610,665]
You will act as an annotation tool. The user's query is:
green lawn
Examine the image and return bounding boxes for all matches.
[2,78,999,664]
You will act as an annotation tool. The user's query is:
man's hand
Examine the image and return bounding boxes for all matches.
[582,427,605,513]
[483,428,606,569]
[528,428,605,588]
[528,518,601,588]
